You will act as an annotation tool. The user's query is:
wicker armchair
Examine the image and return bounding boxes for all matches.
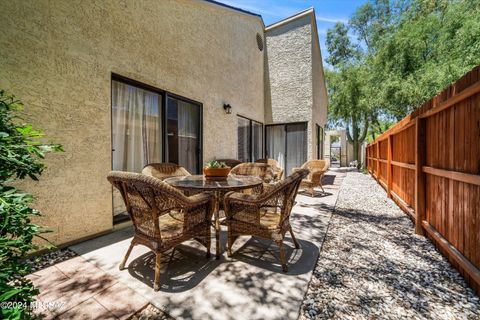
[255,158,284,181]
[223,169,309,272]
[142,163,191,180]
[292,160,329,197]
[230,162,275,194]
[107,171,214,291]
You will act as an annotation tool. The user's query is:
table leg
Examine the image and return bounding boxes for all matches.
[214,191,221,259]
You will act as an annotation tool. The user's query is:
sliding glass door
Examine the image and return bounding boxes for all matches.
[111,76,202,221]
[237,117,251,162]
[237,116,263,162]
[167,96,201,174]
[266,122,307,176]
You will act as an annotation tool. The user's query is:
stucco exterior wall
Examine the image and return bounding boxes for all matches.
[311,22,328,159]
[0,0,264,245]
[265,12,327,160]
[265,16,313,124]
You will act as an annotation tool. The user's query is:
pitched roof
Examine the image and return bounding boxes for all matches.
[265,8,314,30]
[203,0,262,18]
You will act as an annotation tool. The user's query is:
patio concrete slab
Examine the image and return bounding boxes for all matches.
[70,171,345,320]
[28,255,149,319]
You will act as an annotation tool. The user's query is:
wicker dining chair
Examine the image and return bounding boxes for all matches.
[107,171,214,291]
[292,160,329,197]
[142,163,191,180]
[223,169,309,272]
[230,162,275,194]
[255,158,284,181]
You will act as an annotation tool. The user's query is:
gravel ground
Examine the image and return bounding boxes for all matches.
[26,248,77,272]
[300,171,480,320]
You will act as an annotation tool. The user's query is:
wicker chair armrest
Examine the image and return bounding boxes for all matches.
[291,167,302,174]
[223,191,261,219]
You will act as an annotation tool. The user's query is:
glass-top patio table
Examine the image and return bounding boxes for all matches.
[164,175,263,258]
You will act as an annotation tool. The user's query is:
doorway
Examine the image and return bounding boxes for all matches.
[265,122,307,176]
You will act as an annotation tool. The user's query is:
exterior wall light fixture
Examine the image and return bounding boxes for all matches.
[223,103,232,114]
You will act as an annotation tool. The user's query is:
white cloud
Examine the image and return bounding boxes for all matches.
[316,16,348,24]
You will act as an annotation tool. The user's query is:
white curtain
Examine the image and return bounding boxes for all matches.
[286,123,307,175]
[266,125,286,170]
[252,121,263,161]
[112,81,162,173]
[112,81,162,216]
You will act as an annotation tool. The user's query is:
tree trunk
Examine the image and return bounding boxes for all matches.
[347,114,369,168]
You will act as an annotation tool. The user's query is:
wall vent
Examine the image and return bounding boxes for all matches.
[256,33,264,51]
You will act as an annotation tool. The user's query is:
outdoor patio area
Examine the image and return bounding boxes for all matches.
[27,170,480,319]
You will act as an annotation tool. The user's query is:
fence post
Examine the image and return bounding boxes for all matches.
[387,135,393,198]
[415,117,426,235]
[376,141,380,181]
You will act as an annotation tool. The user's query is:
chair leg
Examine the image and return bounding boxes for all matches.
[215,228,220,259]
[154,252,161,291]
[227,235,233,257]
[206,230,211,258]
[289,226,300,249]
[319,183,325,194]
[310,187,315,197]
[278,241,288,272]
[119,242,134,270]
[227,234,238,257]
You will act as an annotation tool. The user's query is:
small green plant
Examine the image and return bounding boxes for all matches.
[205,160,228,169]
[0,90,63,319]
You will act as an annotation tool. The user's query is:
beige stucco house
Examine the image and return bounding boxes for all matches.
[0,0,328,245]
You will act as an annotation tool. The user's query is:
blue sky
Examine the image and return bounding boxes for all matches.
[217,0,368,61]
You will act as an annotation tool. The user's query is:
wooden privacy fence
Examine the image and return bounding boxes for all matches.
[366,66,480,293]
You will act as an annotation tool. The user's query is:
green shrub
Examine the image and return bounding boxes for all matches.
[205,160,228,169]
[0,90,62,319]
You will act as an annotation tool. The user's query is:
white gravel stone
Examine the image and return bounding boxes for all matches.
[300,171,480,320]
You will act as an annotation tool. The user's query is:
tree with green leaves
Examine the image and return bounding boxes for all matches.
[325,22,370,167]
[0,90,62,319]
[351,0,480,119]
[325,0,480,166]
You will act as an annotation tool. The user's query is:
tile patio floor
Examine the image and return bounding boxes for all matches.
[28,170,346,319]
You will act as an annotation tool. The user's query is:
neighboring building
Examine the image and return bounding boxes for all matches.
[265,9,328,174]
[0,0,328,245]
[324,130,367,167]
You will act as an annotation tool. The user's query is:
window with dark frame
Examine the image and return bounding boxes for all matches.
[237,116,263,162]
[111,74,203,223]
[316,124,324,159]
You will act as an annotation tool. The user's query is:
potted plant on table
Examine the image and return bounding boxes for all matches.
[203,160,230,180]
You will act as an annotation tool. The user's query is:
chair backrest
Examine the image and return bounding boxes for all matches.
[302,160,329,172]
[230,162,275,183]
[259,168,309,226]
[142,163,190,180]
[107,171,188,240]
[255,158,284,180]
[216,159,243,168]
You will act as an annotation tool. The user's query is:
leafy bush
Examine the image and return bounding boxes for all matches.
[0,90,62,319]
